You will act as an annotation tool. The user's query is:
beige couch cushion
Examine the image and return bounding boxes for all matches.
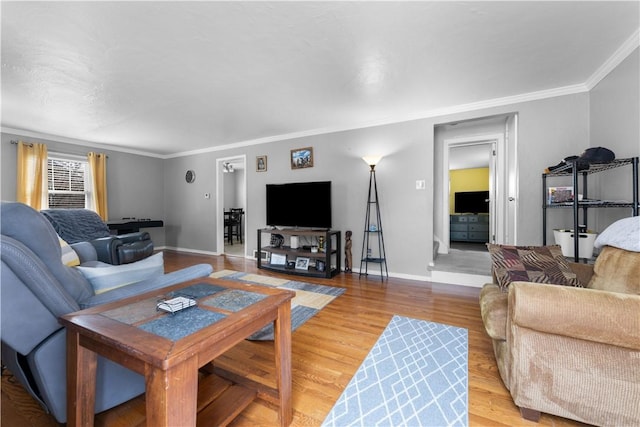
[589,246,640,295]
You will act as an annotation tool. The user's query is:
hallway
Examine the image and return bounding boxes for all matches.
[430,242,492,287]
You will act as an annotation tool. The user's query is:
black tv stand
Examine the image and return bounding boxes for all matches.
[257,228,341,278]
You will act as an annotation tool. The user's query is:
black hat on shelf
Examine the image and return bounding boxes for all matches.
[578,147,615,164]
[545,155,589,173]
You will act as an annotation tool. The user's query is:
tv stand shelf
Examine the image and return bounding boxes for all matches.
[257,228,341,278]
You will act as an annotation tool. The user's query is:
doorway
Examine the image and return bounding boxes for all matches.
[432,114,518,282]
[216,155,247,257]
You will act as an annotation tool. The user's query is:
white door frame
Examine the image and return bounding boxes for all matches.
[216,155,247,256]
[441,133,506,253]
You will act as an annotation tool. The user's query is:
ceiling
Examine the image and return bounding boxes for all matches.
[2,2,638,158]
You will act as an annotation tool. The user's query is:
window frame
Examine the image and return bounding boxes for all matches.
[47,153,90,209]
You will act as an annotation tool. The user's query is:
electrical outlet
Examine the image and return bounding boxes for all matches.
[416,180,426,190]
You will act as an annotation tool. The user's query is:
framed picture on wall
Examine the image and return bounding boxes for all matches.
[291,147,313,169]
[256,155,267,172]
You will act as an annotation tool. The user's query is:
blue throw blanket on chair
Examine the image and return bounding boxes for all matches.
[41,209,111,244]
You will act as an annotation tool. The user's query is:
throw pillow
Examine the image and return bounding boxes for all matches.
[487,244,583,291]
[59,236,80,267]
[594,216,640,252]
[76,252,164,294]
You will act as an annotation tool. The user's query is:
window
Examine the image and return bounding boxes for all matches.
[47,156,89,209]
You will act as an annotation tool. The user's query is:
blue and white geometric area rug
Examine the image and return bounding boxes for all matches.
[322,315,468,427]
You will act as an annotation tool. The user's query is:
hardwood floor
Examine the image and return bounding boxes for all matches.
[1,251,586,426]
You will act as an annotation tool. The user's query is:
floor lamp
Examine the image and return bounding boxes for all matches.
[359,156,388,281]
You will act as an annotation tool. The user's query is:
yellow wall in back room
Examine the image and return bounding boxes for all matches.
[449,168,489,214]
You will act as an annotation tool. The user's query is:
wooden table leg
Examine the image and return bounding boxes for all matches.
[145,356,199,426]
[274,302,292,427]
[67,330,97,427]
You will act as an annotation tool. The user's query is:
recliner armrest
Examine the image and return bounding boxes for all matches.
[117,240,154,264]
[509,281,640,351]
[89,236,122,264]
[117,232,150,244]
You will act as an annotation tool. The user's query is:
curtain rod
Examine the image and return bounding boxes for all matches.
[10,140,108,157]
[10,140,33,147]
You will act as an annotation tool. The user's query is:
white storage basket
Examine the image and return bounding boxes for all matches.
[553,229,598,258]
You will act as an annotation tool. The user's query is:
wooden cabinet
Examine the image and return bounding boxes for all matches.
[450,214,489,243]
[257,228,341,278]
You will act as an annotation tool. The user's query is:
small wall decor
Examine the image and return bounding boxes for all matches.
[185,170,196,183]
[256,155,267,172]
[291,147,314,169]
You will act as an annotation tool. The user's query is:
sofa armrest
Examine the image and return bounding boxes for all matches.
[480,283,508,341]
[509,281,640,351]
[89,236,122,264]
[79,263,214,308]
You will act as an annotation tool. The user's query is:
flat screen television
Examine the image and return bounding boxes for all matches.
[266,181,332,229]
[454,191,489,214]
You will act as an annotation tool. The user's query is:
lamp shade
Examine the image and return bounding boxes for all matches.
[362,156,383,167]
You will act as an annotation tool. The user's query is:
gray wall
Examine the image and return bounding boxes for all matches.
[589,47,640,232]
[2,48,637,278]
[0,132,167,246]
[162,91,593,278]
[162,119,433,279]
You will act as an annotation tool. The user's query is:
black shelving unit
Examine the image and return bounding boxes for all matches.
[257,228,341,279]
[359,165,388,281]
[542,157,639,261]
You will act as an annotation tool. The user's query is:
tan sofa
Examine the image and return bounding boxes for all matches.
[480,245,640,426]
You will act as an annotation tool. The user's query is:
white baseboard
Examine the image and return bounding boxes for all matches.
[157,246,220,256]
[157,246,490,287]
[428,270,491,288]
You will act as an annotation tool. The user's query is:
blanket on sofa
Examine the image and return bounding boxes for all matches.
[41,209,110,244]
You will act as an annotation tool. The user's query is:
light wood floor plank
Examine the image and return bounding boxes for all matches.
[1,251,586,426]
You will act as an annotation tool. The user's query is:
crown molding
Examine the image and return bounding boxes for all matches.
[585,27,640,90]
[0,82,597,160]
[1,127,166,159]
[165,83,590,158]
[5,28,638,160]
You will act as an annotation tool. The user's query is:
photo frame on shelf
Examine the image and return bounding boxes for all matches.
[291,147,314,169]
[256,155,267,172]
[548,186,574,204]
[270,253,287,265]
[295,256,310,270]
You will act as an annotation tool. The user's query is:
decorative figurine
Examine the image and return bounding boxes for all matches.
[344,230,353,272]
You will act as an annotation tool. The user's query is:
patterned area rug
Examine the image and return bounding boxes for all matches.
[210,270,345,340]
[322,315,468,427]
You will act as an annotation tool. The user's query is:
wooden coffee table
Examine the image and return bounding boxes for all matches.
[60,277,295,426]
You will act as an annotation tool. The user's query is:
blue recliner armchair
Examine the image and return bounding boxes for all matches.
[0,201,213,423]
[41,208,154,265]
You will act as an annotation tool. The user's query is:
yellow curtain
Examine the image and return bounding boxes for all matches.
[87,152,108,220]
[16,141,49,210]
